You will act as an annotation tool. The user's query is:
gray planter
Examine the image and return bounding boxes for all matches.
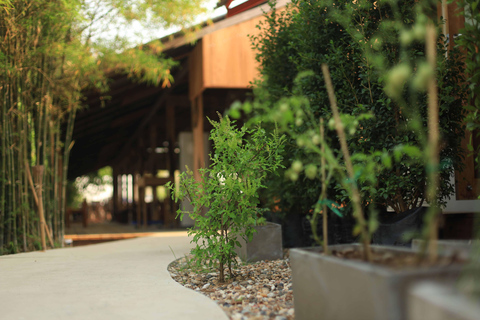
[408,280,480,320]
[408,240,480,319]
[235,222,283,262]
[412,239,479,260]
[290,244,463,320]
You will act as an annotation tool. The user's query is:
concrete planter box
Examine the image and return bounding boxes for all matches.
[290,244,463,320]
[412,240,479,260]
[235,222,282,262]
[408,241,480,320]
[408,280,480,320]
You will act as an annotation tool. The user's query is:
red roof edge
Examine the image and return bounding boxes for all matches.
[226,0,268,18]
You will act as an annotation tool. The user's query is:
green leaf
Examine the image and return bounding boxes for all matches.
[317,199,343,217]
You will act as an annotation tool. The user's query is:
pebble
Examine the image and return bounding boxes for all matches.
[168,253,295,320]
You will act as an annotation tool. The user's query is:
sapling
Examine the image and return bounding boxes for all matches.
[321,64,373,261]
[168,115,284,282]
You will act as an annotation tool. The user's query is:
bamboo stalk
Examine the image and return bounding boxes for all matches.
[23,107,30,251]
[26,163,52,251]
[6,116,13,248]
[31,165,46,251]
[60,103,77,244]
[58,154,64,244]
[42,94,49,234]
[18,103,27,252]
[45,222,54,248]
[320,118,329,255]
[51,120,58,242]
[1,82,7,254]
[322,63,372,262]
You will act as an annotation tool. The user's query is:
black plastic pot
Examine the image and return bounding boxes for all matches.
[372,207,427,247]
[301,212,358,246]
[283,212,309,248]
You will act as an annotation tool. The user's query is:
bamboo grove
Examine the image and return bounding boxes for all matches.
[0,0,207,255]
[0,1,88,254]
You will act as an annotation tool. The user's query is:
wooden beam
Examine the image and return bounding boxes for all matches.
[168,95,190,107]
[121,85,165,107]
[110,108,149,128]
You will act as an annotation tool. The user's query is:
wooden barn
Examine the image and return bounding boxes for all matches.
[69,0,289,228]
[67,0,479,238]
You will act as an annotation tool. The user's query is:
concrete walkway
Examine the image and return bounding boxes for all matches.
[0,232,229,320]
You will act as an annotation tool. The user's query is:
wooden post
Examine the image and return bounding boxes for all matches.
[82,199,88,228]
[166,102,177,227]
[142,186,147,229]
[149,123,157,173]
[126,171,130,212]
[32,166,47,252]
[133,172,139,225]
[166,102,176,177]
[191,94,205,182]
[66,208,71,229]
[112,168,119,219]
[138,183,143,229]
[132,172,137,206]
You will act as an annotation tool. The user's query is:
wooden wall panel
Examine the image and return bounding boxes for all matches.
[438,1,465,50]
[202,16,263,89]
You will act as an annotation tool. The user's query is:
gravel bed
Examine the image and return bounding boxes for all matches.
[168,252,295,320]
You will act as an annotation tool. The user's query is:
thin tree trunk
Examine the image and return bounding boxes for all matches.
[322,64,372,262]
[425,24,440,262]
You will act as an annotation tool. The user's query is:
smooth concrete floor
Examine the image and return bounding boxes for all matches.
[0,232,229,320]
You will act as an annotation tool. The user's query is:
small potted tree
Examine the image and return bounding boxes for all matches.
[168,114,284,282]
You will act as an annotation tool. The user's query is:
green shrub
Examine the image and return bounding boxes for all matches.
[248,0,467,217]
[168,115,284,282]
